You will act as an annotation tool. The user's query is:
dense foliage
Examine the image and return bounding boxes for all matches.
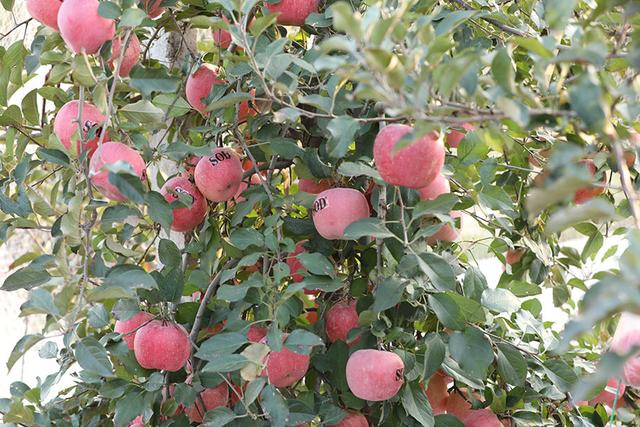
[1,0,640,425]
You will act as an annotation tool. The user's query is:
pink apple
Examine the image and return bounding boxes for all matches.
[345,349,404,401]
[143,0,164,18]
[194,147,243,202]
[299,178,333,194]
[26,0,62,30]
[265,0,319,26]
[312,188,370,240]
[286,240,307,283]
[462,409,502,427]
[58,0,116,54]
[88,142,146,202]
[425,370,451,415]
[590,378,625,408]
[109,33,141,77]
[610,312,640,387]
[325,300,359,344]
[426,210,463,245]
[127,415,144,427]
[53,100,108,156]
[184,382,229,423]
[445,391,471,420]
[418,174,450,201]
[574,159,605,204]
[133,320,191,371]
[185,64,226,112]
[114,311,154,350]
[160,176,208,232]
[247,324,267,342]
[373,124,444,189]
[327,412,369,427]
[262,335,310,388]
[445,123,474,148]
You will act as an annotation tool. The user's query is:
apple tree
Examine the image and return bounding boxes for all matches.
[1,0,640,425]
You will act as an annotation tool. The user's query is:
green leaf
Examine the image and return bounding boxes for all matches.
[434,414,464,427]
[119,8,147,27]
[569,73,605,131]
[449,328,493,379]
[491,48,515,94]
[158,238,181,269]
[129,67,180,97]
[114,390,144,426]
[401,382,434,426]
[152,94,191,117]
[481,288,520,313]
[285,329,324,355]
[343,217,396,240]
[545,199,617,235]
[229,228,264,249]
[413,253,456,292]
[202,354,249,372]
[2,267,51,291]
[98,1,121,18]
[145,191,173,232]
[543,359,578,392]
[7,334,43,371]
[120,100,165,124]
[296,252,335,277]
[337,162,382,180]
[428,293,464,330]
[457,132,488,166]
[108,171,146,204]
[197,333,248,360]
[422,334,445,380]
[496,343,527,386]
[544,0,577,30]
[87,304,110,328]
[326,116,359,158]
[373,277,407,312]
[260,385,289,427]
[203,407,236,426]
[75,337,114,377]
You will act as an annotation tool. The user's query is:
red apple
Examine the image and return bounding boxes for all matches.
[445,391,471,420]
[574,159,605,204]
[88,142,146,202]
[160,176,208,232]
[286,240,307,283]
[143,0,164,18]
[445,123,473,148]
[184,382,229,423]
[327,412,369,427]
[262,335,310,388]
[312,188,370,240]
[238,88,258,123]
[325,300,359,344]
[133,320,191,371]
[373,124,444,189]
[58,0,115,54]
[299,178,333,194]
[114,311,154,350]
[127,415,144,427]
[182,155,202,178]
[345,349,404,401]
[247,324,268,342]
[462,409,502,427]
[212,21,232,49]
[185,64,226,113]
[109,33,141,77]
[194,147,243,202]
[425,370,451,415]
[590,378,625,408]
[418,174,450,201]
[26,0,62,31]
[426,210,463,245]
[505,248,524,266]
[53,100,108,156]
[265,0,319,26]
[610,312,640,387]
